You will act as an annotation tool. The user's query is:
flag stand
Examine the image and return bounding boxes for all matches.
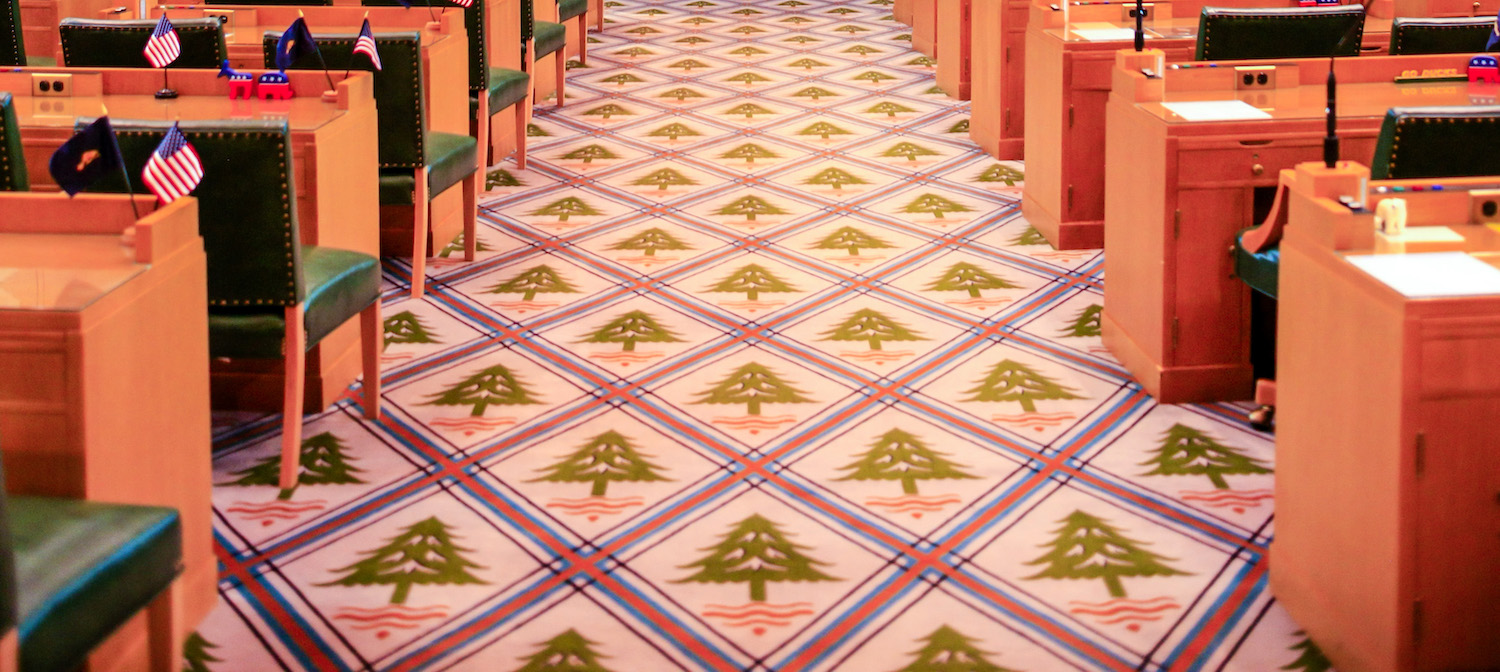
[155,65,178,99]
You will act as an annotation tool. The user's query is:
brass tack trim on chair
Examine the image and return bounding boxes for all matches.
[61,23,227,63]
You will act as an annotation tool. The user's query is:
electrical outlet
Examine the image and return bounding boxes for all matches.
[1471,189,1500,224]
[31,73,73,98]
[1234,65,1276,90]
[1121,2,1153,22]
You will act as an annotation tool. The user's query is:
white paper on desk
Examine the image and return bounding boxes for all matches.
[1161,100,1273,122]
[1346,251,1500,297]
[1069,27,1139,41]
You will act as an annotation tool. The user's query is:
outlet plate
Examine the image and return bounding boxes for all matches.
[31,73,73,97]
[1233,65,1276,90]
[1471,189,1500,224]
[1121,2,1154,22]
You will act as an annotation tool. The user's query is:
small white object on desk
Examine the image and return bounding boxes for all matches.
[1069,26,1140,41]
[1161,100,1272,122]
[1347,251,1500,297]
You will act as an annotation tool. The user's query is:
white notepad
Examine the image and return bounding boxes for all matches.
[1346,251,1500,297]
[1161,100,1272,122]
[1069,27,1139,41]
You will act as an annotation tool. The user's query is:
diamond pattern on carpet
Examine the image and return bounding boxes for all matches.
[196,0,1322,670]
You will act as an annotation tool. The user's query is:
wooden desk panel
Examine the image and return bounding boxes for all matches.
[18,0,129,65]
[5,67,380,411]
[935,0,972,99]
[1100,53,1476,403]
[914,0,938,56]
[1273,165,1500,672]
[0,194,212,671]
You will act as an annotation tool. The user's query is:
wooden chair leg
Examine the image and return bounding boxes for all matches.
[146,580,181,672]
[462,172,477,262]
[475,93,491,170]
[592,0,602,30]
[577,15,587,64]
[410,167,430,298]
[280,305,306,492]
[1,628,18,672]
[554,52,566,106]
[360,300,381,420]
[515,102,528,171]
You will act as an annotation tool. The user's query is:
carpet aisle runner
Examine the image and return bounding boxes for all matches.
[196,1,1325,669]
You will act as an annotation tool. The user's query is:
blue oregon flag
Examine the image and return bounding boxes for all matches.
[48,117,124,196]
[275,17,320,70]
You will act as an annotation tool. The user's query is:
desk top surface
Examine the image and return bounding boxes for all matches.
[0,234,145,311]
[1139,79,1485,123]
[1044,14,1396,41]
[7,91,349,132]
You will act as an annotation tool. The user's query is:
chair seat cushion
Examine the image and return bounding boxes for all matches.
[535,21,566,58]
[474,67,530,113]
[1235,228,1280,299]
[208,246,380,359]
[10,497,180,672]
[378,132,478,205]
[558,0,587,21]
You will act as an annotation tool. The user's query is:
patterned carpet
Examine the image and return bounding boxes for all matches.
[195,1,1327,670]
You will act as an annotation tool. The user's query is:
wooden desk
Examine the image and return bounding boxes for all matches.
[970,0,1387,163]
[896,0,914,24]
[1371,0,1500,15]
[18,0,129,65]
[1022,9,1393,250]
[0,193,211,672]
[935,0,972,99]
[5,66,380,411]
[1273,162,1500,672]
[1101,53,1476,403]
[914,0,939,56]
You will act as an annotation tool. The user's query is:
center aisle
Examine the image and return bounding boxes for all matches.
[197,0,1311,669]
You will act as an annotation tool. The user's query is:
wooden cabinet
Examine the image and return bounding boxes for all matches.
[969,0,1029,159]
[18,0,129,64]
[913,0,939,56]
[1273,163,1500,672]
[935,0,972,99]
[0,193,212,671]
[1101,53,1473,402]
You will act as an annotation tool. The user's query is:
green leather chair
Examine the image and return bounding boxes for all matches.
[526,0,568,106]
[0,93,26,192]
[269,31,478,297]
[1194,5,1365,61]
[1371,106,1500,179]
[363,0,532,168]
[2,0,25,66]
[1233,106,1500,429]
[0,455,183,672]
[59,18,227,68]
[92,119,382,489]
[554,0,588,64]
[1390,16,1494,55]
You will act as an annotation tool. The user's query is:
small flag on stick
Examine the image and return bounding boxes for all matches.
[144,14,181,68]
[49,116,124,196]
[142,122,203,205]
[275,17,320,70]
[352,18,382,70]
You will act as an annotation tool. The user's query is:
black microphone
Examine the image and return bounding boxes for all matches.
[1134,0,1145,51]
[1324,0,1374,168]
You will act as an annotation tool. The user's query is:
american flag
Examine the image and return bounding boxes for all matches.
[450,0,473,9]
[352,18,382,70]
[143,15,180,68]
[142,123,203,204]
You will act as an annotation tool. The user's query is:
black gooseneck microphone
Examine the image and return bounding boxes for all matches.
[1134,0,1145,51]
[1325,0,1375,168]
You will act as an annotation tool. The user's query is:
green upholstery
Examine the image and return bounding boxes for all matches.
[0,92,27,191]
[9,498,180,672]
[376,132,479,205]
[481,66,530,114]
[558,0,587,21]
[1194,5,1364,61]
[535,20,565,57]
[1391,16,1493,55]
[1235,228,1280,298]
[363,0,487,106]
[266,32,425,169]
[1371,107,1500,179]
[60,18,227,68]
[1,0,24,66]
[209,247,381,357]
[87,119,380,358]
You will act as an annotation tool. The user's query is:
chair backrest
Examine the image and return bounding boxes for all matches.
[521,0,534,59]
[1371,107,1500,179]
[264,31,425,169]
[1,0,24,66]
[1390,16,1494,55]
[1194,5,1364,61]
[0,92,27,191]
[88,119,304,307]
[363,0,486,100]
[60,18,227,68]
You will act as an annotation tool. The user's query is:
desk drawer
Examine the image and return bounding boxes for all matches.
[1177,139,1316,188]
